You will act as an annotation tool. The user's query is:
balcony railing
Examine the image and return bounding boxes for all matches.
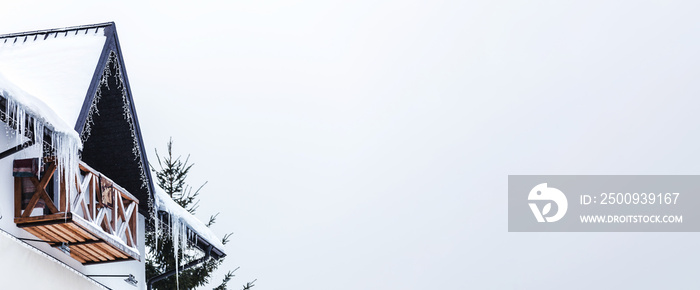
[13,158,140,264]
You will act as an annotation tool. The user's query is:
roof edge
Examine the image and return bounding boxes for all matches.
[75,23,114,133]
[0,22,114,39]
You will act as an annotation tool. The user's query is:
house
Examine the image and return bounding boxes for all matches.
[0,22,225,289]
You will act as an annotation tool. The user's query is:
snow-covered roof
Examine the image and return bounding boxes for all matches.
[153,184,226,254]
[0,23,157,216]
[0,72,80,141]
[0,25,107,128]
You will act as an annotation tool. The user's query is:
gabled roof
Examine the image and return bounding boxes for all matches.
[0,22,156,216]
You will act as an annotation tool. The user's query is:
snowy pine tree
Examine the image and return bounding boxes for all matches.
[145,139,238,290]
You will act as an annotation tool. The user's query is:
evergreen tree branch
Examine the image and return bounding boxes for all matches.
[148,139,249,290]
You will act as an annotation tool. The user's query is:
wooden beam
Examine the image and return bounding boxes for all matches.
[73,246,99,262]
[130,203,137,247]
[15,212,71,224]
[32,226,63,243]
[78,162,92,173]
[44,224,76,243]
[42,189,60,214]
[40,225,70,243]
[51,224,81,242]
[113,187,118,232]
[72,191,83,214]
[40,162,56,184]
[93,242,127,260]
[89,173,96,221]
[38,162,57,214]
[69,248,89,264]
[95,208,106,227]
[115,221,126,242]
[78,244,109,261]
[15,213,73,228]
[59,173,67,212]
[80,199,92,222]
[75,244,103,262]
[20,186,60,217]
[21,186,43,218]
[23,164,60,216]
[70,244,99,262]
[77,173,91,220]
[14,177,21,218]
[116,194,126,222]
[81,257,132,266]
[101,213,113,234]
[124,224,134,247]
[65,223,98,241]
[75,175,81,194]
[23,227,57,243]
[57,223,86,242]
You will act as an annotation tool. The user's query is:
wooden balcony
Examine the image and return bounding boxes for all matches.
[13,158,140,264]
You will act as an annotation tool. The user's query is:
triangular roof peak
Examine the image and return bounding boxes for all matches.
[0,22,155,215]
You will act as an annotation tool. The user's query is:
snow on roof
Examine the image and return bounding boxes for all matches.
[153,184,226,252]
[0,72,80,140]
[0,26,107,128]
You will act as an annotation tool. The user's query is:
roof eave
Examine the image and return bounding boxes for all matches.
[0,22,114,39]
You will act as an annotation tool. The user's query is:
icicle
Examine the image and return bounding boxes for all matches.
[153,208,159,252]
[172,211,180,290]
[180,218,186,268]
[1,81,81,218]
[153,184,227,289]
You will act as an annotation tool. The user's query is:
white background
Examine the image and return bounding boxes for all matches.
[2,1,699,289]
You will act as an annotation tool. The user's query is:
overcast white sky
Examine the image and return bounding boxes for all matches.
[3,1,700,289]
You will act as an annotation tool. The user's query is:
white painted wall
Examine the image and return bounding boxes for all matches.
[0,231,107,290]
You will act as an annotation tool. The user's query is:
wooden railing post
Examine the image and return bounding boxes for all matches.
[60,172,67,213]
[89,172,95,221]
[14,177,21,218]
[113,186,118,236]
[131,201,137,247]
